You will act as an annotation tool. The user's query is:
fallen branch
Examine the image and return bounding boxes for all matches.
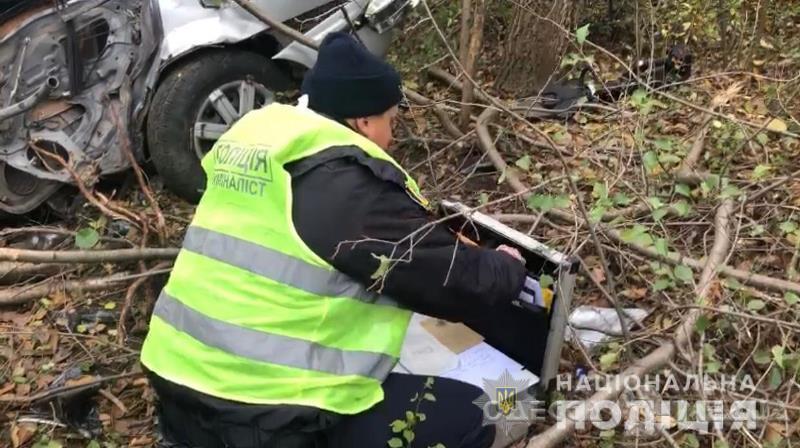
[495,213,800,295]
[117,261,172,344]
[459,0,485,130]
[0,372,141,404]
[526,199,735,448]
[0,247,178,263]
[30,141,141,227]
[0,262,67,285]
[675,119,712,186]
[0,268,171,306]
[403,88,464,139]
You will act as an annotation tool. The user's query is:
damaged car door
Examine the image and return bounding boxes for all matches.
[0,0,160,215]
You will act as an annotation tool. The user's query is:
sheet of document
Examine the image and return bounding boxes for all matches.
[393,313,539,389]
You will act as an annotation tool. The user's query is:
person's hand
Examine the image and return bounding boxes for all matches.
[496,244,524,263]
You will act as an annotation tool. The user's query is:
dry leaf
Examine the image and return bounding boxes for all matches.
[767,118,788,133]
[15,383,30,397]
[0,383,15,395]
[765,422,785,443]
[130,435,154,446]
[10,422,37,448]
[621,287,648,300]
[710,82,743,108]
[591,265,606,283]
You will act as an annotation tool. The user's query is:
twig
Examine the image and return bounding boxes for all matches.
[0,269,171,306]
[0,372,141,404]
[0,247,178,263]
[109,103,168,245]
[475,105,630,340]
[231,0,319,50]
[495,213,800,295]
[0,262,67,285]
[29,141,141,226]
[98,388,128,415]
[403,88,464,139]
[117,261,172,344]
[459,0,485,130]
[526,200,734,448]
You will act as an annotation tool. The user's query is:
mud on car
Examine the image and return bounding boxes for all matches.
[0,0,416,215]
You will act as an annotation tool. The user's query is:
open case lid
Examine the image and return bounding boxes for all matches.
[439,200,579,392]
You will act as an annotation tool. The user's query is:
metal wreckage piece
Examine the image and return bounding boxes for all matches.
[0,0,161,214]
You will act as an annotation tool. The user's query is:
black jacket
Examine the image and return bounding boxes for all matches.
[288,146,527,322]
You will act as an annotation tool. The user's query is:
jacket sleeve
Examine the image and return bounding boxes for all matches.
[290,154,528,322]
[331,181,527,321]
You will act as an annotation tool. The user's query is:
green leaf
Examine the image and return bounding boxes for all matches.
[695,315,710,333]
[772,346,785,368]
[405,411,416,423]
[371,254,392,280]
[642,151,659,172]
[424,377,435,388]
[87,441,101,448]
[589,206,607,222]
[498,168,507,185]
[755,133,769,145]
[76,324,88,333]
[672,200,691,217]
[599,351,618,370]
[554,195,571,209]
[654,238,669,256]
[705,360,721,374]
[747,299,765,311]
[653,278,671,291]
[652,207,669,221]
[388,437,404,448]
[779,221,798,235]
[723,278,742,290]
[75,228,100,249]
[784,292,799,305]
[527,194,554,213]
[620,225,653,247]
[416,412,426,422]
[103,301,116,310]
[673,265,693,284]
[515,155,532,171]
[403,429,415,443]
[749,224,765,236]
[390,420,407,433]
[720,184,742,199]
[423,393,436,402]
[428,444,446,448]
[592,182,608,199]
[653,138,673,151]
[714,441,730,448]
[539,274,554,289]
[478,192,489,205]
[752,164,771,180]
[576,24,590,44]
[753,350,772,365]
[647,196,664,209]
[768,366,783,390]
[612,193,632,205]
[675,184,692,198]
[599,429,615,439]
[682,433,700,448]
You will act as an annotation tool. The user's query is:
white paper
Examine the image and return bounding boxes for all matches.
[393,314,539,390]
[566,306,649,350]
[440,342,539,389]
[394,314,459,375]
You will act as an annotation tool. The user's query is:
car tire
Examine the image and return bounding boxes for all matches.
[146,50,292,203]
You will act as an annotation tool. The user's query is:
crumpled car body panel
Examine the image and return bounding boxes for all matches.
[0,0,160,213]
[0,0,402,214]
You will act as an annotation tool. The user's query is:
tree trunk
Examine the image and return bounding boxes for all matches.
[495,0,573,96]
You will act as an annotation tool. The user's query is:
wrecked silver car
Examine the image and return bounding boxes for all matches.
[0,0,417,214]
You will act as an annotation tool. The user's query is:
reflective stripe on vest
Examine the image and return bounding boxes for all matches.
[181,226,399,307]
[153,291,397,380]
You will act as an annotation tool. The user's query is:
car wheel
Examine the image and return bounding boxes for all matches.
[147,50,292,203]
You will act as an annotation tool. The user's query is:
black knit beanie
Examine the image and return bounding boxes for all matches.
[301,32,403,119]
